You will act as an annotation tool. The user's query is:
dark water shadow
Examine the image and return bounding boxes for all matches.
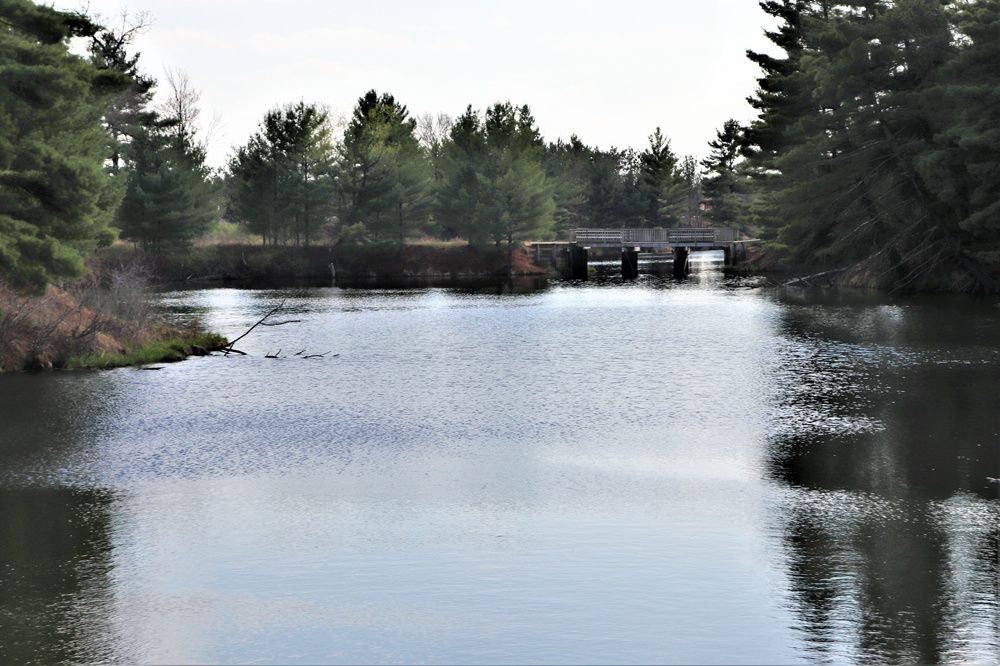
[761,290,1000,664]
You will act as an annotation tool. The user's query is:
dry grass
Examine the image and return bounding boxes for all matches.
[0,258,218,371]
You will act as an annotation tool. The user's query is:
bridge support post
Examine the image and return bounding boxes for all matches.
[673,247,689,277]
[621,248,639,279]
[723,244,747,266]
[723,247,733,266]
[568,246,588,280]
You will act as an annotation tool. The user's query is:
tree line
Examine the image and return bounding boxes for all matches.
[223,95,729,253]
[3,0,999,292]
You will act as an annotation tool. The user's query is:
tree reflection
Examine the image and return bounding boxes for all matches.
[0,486,116,665]
[765,293,1000,663]
[0,373,123,663]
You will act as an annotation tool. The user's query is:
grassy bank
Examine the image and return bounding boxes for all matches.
[1,240,548,372]
[65,333,228,370]
[0,261,227,373]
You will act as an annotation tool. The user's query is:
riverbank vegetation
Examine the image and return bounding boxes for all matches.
[0,260,226,372]
[91,241,546,283]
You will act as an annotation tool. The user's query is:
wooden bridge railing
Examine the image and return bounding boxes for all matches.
[570,228,737,245]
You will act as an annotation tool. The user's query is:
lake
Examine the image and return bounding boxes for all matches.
[1,260,997,664]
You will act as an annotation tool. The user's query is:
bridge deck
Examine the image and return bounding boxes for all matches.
[568,227,738,249]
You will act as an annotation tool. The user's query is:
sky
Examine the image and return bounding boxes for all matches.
[65,0,780,169]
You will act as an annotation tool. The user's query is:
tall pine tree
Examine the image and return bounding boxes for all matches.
[334,90,430,247]
[436,102,555,258]
[0,0,128,290]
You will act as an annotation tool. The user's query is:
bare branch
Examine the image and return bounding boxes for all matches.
[260,319,303,326]
[303,351,334,359]
[223,301,291,355]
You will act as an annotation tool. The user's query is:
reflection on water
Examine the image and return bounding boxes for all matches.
[0,485,116,665]
[765,287,999,664]
[1,264,997,664]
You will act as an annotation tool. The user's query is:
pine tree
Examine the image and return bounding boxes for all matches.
[744,0,998,290]
[334,91,430,246]
[227,102,335,246]
[912,0,1000,268]
[436,102,555,258]
[116,129,217,251]
[679,155,703,227]
[0,0,129,290]
[586,149,629,228]
[86,10,156,171]
[640,128,685,227]
[544,136,590,235]
[700,119,744,225]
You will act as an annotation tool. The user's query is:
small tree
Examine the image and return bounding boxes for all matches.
[227,102,336,246]
[334,90,431,247]
[116,129,218,252]
[436,102,556,264]
[700,119,744,226]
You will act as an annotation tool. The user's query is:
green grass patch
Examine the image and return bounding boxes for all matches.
[66,333,228,370]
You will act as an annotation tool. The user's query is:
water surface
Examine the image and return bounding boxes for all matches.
[1,265,997,664]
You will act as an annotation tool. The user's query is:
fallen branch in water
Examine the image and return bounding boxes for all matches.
[784,266,851,288]
[223,301,297,356]
[303,351,336,359]
[263,349,338,359]
[222,301,339,360]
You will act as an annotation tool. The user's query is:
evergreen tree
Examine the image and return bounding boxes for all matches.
[282,102,335,246]
[436,102,555,258]
[114,67,220,252]
[85,10,156,171]
[227,134,277,244]
[586,148,629,228]
[616,147,649,228]
[334,90,430,247]
[700,119,744,225]
[435,106,488,243]
[744,1,812,166]
[116,128,217,251]
[743,0,998,289]
[679,155,703,227]
[912,0,1000,268]
[640,128,685,227]
[227,102,335,246]
[544,135,590,235]
[0,0,128,290]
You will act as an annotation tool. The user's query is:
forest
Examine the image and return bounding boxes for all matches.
[2,0,1000,293]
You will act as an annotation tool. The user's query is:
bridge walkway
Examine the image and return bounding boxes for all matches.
[528,228,757,278]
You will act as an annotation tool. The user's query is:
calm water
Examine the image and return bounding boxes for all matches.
[1,261,998,664]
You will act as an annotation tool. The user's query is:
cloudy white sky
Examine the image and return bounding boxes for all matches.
[67,0,779,169]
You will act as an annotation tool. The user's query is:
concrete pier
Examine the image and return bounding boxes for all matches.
[673,247,690,277]
[621,249,639,279]
[568,246,588,280]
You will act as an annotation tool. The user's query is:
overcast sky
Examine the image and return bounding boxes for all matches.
[67,0,779,169]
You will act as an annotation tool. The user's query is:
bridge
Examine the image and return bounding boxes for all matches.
[528,228,752,279]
